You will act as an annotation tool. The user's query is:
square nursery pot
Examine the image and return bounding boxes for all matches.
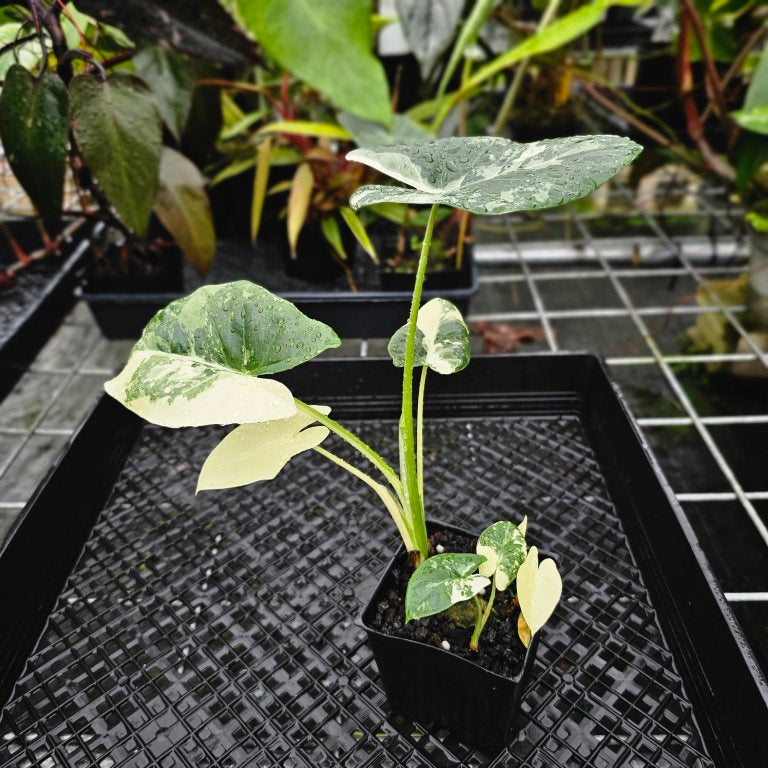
[0,354,766,767]
[77,235,477,340]
[360,520,540,749]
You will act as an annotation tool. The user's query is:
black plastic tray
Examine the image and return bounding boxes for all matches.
[0,354,766,768]
[0,219,91,401]
[77,241,478,340]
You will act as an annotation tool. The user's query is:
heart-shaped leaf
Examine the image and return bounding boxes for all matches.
[517,546,562,640]
[388,298,470,374]
[406,553,489,622]
[104,281,341,427]
[70,73,162,236]
[197,406,331,491]
[153,147,215,275]
[348,135,642,215]
[476,519,527,591]
[237,0,391,126]
[0,65,68,221]
[134,46,195,140]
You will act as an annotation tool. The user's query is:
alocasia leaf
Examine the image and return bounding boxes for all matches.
[0,65,68,221]
[405,553,489,622]
[476,519,527,591]
[197,406,331,491]
[104,281,341,427]
[348,135,642,215]
[388,298,470,374]
[516,546,562,645]
[70,73,162,236]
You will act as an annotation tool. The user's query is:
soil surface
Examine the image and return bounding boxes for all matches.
[368,530,527,678]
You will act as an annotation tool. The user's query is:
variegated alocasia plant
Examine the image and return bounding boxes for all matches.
[105,133,639,652]
[405,517,562,650]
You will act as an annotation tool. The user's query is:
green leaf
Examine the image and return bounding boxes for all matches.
[734,132,768,192]
[732,106,768,136]
[744,44,768,112]
[236,0,392,126]
[153,147,215,276]
[197,406,331,491]
[134,45,195,141]
[476,520,527,591]
[320,215,348,260]
[70,73,162,236]
[104,281,341,427]
[405,553,489,622]
[0,65,68,221]
[340,206,377,263]
[388,298,470,374]
[395,0,465,76]
[337,112,431,148]
[517,546,562,641]
[348,135,642,215]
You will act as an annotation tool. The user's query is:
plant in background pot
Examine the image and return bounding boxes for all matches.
[104,133,640,747]
[0,0,242,288]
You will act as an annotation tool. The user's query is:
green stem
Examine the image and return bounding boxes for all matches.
[470,581,496,651]
[313,446,415,551]
[295,400,406,507]
[401,203,440,561]
[416,365,427,507]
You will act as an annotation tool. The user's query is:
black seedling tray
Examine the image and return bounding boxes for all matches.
[78,239,478,339]
[0,220,91,401]
[0,354,766,768]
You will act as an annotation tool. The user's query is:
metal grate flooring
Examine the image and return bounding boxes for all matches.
[0,178,766,684]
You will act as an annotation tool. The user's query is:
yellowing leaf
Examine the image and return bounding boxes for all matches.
[287,162,314,257]
[197,406,331,491]
[517,546,562,637]
[320,216,347,260]
[252,136,272,242]
[518,612,532,648]
[258,120,351,140]
[153,148,215,276]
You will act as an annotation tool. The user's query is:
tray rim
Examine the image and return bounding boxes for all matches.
[0,351,765,768]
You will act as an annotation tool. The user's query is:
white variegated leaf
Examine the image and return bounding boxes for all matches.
[104,350,297,428]
[406,553,489,622]
[104,281,341,427]
[476,519,527,591]
[517,546,562,638]
[197,406,331,491]
[388,298,470,374]
[348,135,642,215]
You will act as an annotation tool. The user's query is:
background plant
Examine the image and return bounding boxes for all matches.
[0,0,249,276]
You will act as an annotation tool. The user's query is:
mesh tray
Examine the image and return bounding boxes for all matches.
[0,354,765,767]
[0,220,91,400]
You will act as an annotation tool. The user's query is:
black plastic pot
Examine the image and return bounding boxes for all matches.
[360,520,540,749]
[78,238,478,339]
